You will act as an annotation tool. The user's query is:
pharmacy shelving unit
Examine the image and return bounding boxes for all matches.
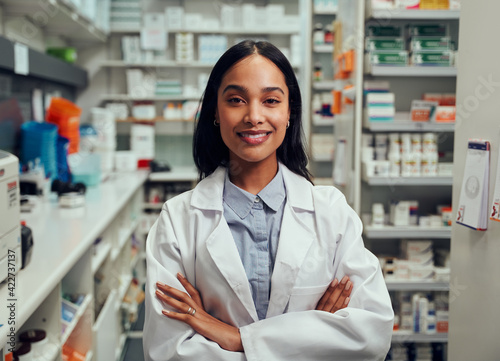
[0,0,108,44]
[334,0,460,353]
[0,172,148,361]
[308,4,337,182]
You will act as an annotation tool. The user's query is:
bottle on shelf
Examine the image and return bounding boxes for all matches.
[313,23,325,45]
[313,62,324,82]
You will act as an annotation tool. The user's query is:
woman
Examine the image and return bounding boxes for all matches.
[144,40,394,360]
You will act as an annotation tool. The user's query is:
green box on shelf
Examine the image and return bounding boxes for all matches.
[411,37,452,51]
[366,37,405,51]
[369,51,408,66]
[411,51,453,66]
[366,25,403,37]
[407,24,449,37]
[46,47,77,63]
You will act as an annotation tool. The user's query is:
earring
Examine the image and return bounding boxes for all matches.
[214,119,219,126]
[286,121,290,129]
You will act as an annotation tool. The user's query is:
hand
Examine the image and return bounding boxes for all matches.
[156,273,244,352]
[316,275,352,313]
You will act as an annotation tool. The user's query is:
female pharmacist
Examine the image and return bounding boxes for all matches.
[143,40,394,360]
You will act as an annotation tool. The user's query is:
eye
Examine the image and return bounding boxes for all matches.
[227,97,245,104]
[264,98,281,105]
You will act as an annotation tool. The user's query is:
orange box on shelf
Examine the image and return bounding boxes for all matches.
[344,49,355,73]
[435,105,456,122]
[331,90,342,114]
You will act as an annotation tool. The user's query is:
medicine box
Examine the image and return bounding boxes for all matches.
[402,240,433,254]
[435,106,456,122]
[366,25,403,37]
[407,23,449,37]
[165,6,184,29]
[411,100,438,122]
[369,51,409,66]
[411,37,452,51]
[365,37,405,51]
[411,51,453,66]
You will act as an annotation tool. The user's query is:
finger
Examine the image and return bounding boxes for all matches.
[341,297,350,310]
[324,276,349,312]
[156,289,192,314]
[177,273,204,308]
[161,309,194,325]
[316,279,338,310]
[332,280,353,313]
[156,282,195,307]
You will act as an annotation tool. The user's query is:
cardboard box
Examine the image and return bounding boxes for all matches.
[366,37,405,51]
[369,51,408,66]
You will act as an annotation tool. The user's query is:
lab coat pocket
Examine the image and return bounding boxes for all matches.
[287,283,330,312]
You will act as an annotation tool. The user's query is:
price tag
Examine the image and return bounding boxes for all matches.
[14,43,29,75]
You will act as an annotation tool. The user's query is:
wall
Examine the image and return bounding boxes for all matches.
[448,2,500,360]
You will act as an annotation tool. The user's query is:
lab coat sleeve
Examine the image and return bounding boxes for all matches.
[239,195,394,361]
[143,205,246,361]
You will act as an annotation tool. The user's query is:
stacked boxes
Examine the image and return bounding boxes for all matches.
[110,0,141,30]
[198,35,228,64]
[408,24,454,66]
[175,33,194,63]
[365,23,456,67]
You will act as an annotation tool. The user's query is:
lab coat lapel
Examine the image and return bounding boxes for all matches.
[205,218,259,322]
[194,168,259,322]
[267,167,316,318]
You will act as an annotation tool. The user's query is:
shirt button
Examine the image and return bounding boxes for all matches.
[254,197,260,203]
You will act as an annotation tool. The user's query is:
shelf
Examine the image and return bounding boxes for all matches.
[91,242,112,274]
[368,8,460,20]
[148,167,199,182]
[0,36,87,87]
[1,0,107,42]
[115,333,128,360]
[363,175,453,186]
[110,27,299,35]
[386,281,450,291]
[366,65,457,77]
[118,275,134,305]
[101,60,216,68]
[101,94,202,102]
[117,117,193,123]
[312,154,334,162]
[312,116,335,126]
[314,8,338,15]
[313,44,334,53]
[364,226,451,239]
[392,332,448,343]
[61,294,93,345]
[111,220,139,261]
[364,114,455,132]
[313,80,344,90]
[142,202,164,210]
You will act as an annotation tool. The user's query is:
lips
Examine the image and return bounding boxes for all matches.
[237,131,272,145]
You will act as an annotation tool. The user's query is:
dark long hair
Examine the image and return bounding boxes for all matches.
[192,40,311,182]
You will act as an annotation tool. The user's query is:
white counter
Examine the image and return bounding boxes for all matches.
[0,171,148,348]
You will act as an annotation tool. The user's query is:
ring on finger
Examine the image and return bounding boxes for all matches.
[186,307,196,316]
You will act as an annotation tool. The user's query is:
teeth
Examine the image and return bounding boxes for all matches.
[241,133,267,139]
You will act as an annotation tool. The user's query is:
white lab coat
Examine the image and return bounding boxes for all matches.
[143,165,394,361]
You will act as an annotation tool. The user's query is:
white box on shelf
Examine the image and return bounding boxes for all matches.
[266,4,285,28]
[241,4,256,29]
[165,6,184,29]
[115,151,138,172]
[390,200,411,226]
[402,240,433,255]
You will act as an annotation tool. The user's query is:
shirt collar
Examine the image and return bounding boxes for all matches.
[223,165,286,219]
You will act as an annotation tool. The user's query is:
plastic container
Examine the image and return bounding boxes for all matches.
[46,98,82,154]
[69,153,101,187]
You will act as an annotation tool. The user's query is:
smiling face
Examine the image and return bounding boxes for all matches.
[215,54,290,170]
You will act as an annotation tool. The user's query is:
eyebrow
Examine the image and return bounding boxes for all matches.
[222,84,285,95]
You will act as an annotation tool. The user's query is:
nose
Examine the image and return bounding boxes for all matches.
[245,101,264,126]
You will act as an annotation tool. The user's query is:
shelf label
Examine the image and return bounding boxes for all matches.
[14,43,29,76]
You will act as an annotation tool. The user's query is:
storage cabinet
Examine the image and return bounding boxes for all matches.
[0,172,148,361]
[334,0,459,357]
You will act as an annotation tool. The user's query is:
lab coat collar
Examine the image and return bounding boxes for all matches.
[192,163,317,322]
[191,163,314,212]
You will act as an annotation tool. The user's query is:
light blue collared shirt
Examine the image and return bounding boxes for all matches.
[223,166,286,320]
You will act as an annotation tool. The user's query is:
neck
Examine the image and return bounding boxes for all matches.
[228,158,278,195]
